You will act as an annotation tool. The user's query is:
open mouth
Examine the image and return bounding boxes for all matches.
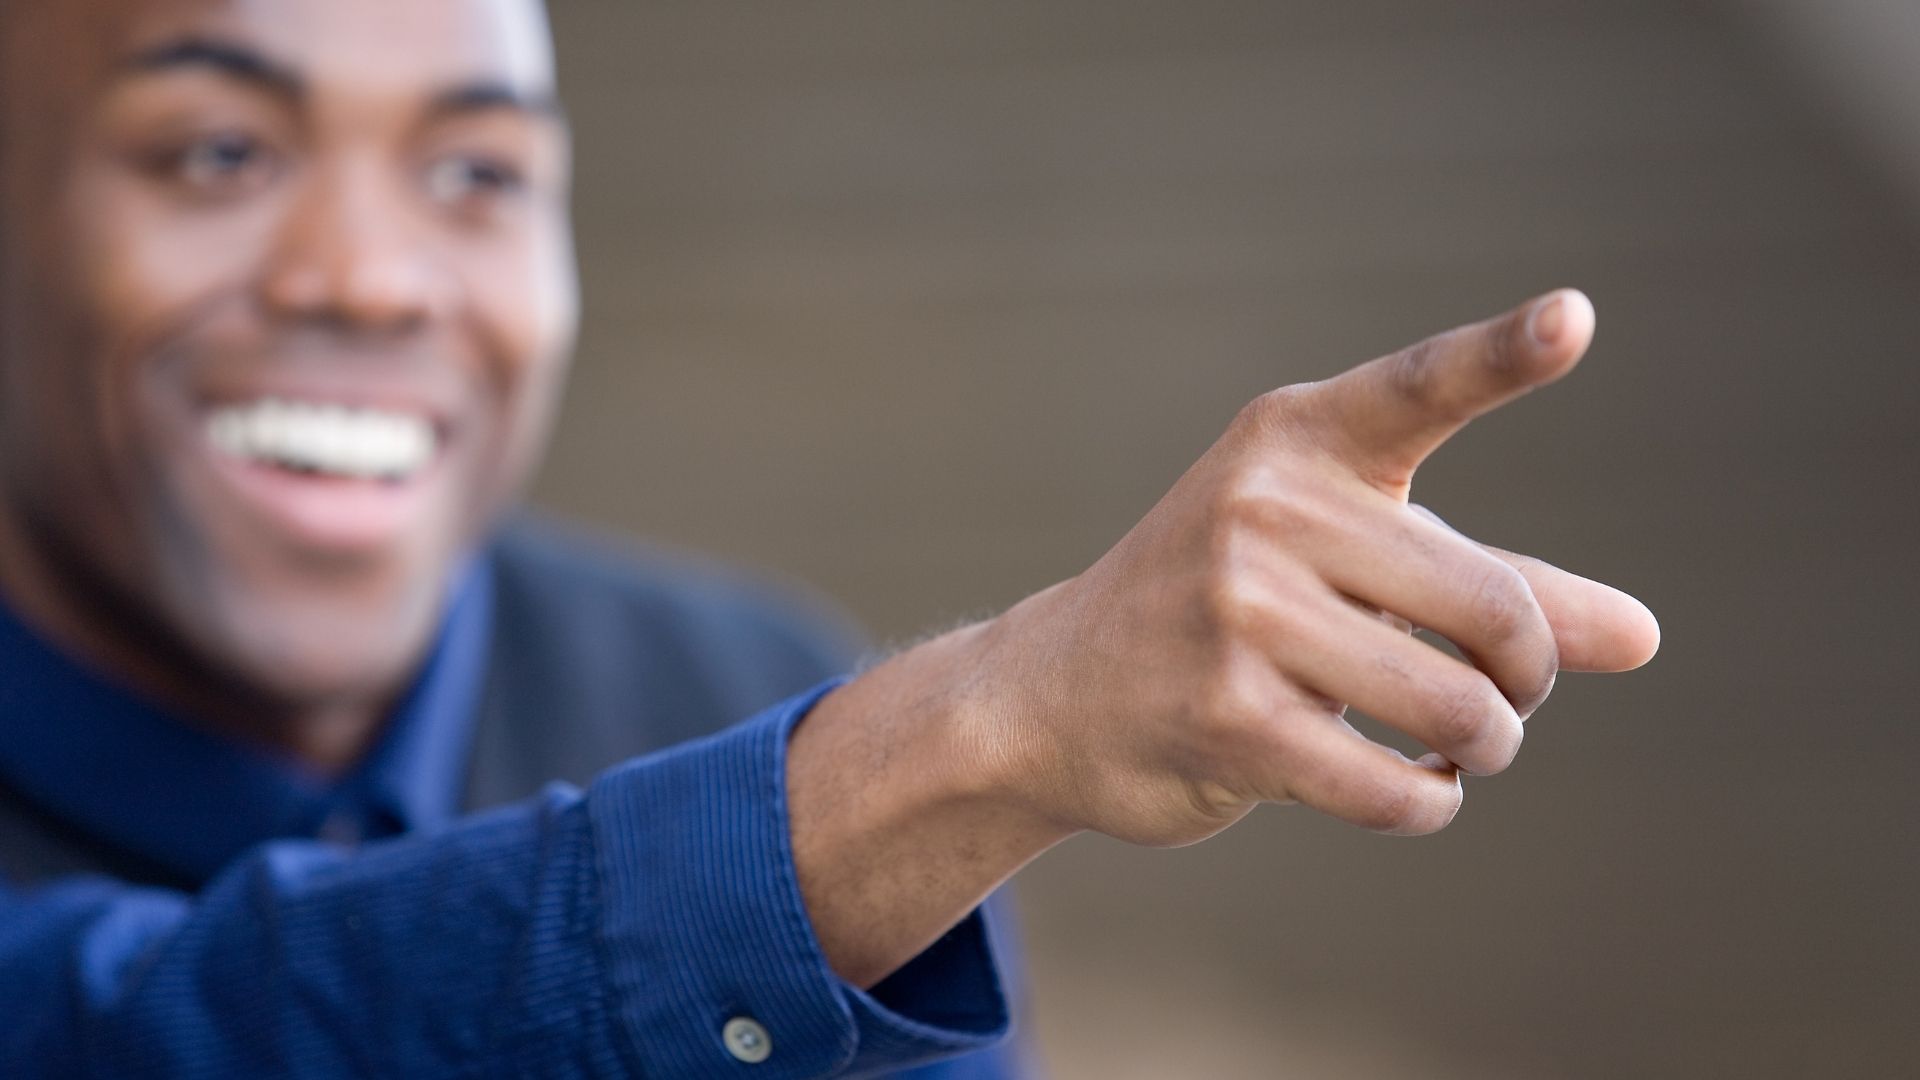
[205,398,438,481]
[196,395,452,553]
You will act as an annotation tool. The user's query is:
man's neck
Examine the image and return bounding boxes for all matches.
[0,512,404,778]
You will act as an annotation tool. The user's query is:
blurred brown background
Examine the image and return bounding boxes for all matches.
[534,2,1919,1076]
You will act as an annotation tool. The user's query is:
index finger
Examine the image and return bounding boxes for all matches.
[1303,289,1596,491]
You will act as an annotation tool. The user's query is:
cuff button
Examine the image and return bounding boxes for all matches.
[723,1016,772,1064]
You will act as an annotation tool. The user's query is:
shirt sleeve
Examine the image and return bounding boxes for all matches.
[0,681,1013,1079]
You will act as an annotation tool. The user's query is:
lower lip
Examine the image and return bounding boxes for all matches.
[202,444,439,553]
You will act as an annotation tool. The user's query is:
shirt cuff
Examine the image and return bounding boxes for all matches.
[587,679,1011,1078]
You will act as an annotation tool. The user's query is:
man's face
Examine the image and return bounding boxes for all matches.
[0,0,577,709]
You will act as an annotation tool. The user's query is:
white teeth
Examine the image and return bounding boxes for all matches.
[205,399,436,480]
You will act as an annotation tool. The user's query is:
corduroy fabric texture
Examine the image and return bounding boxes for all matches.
[590,678,1010,1078]
[0,682,1010,1077]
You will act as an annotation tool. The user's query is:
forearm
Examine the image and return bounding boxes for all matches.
[789,615,1075,989]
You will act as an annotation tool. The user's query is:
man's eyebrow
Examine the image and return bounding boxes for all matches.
[123,37,304,102]
[428,81,566,125]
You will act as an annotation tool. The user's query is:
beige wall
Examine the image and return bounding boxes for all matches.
[537,3,1919,1076]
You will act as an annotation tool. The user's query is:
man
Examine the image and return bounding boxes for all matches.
[0,1,1660,1077]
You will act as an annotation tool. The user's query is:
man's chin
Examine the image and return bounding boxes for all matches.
[181,546,461,716]
[209,612,445,717]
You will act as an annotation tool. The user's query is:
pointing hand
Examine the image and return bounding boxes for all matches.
[968,290,1660,843]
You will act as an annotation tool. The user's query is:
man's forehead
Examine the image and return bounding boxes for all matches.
[10,0,556,100]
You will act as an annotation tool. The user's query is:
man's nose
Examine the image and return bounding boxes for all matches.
[259,161,455,335]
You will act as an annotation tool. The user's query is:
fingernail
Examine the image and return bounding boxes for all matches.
[1527,293,1566,346]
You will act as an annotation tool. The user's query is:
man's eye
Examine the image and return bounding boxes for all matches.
[168,132,275,191]
[424,155,526,209]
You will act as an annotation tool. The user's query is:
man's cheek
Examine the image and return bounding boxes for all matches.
[73,156,277,285]
[465,265,575,477]
[104,211,264,327]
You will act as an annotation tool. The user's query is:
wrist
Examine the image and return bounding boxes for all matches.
[808,614,1075,850]
[786,613,1073,986]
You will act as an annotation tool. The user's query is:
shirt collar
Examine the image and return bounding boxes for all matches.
[0,560,493,885]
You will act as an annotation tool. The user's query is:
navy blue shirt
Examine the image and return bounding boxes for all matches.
[0,562,1018,1077]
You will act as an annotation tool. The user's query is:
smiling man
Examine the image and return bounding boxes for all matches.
[0,1,1661,1078]
[0,0,576,771]
[0,2,1025,1075]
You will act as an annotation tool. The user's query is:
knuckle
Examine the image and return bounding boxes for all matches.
[1427,677,1522,774]
[1209,463,1284,530]
[1195,661,1272,733]
[1185,779,1256,826]
[1385,338,1443,407]
[1357,779,1420,834]
[1198,570,1270,640]
[1410,779,1466,836]
[1195,680,1326,786]
[1231,383,1338,461]
[1232,385,1308,439]
[1474,715,1524,776]
[1491,718,1526,773]
[1430,678,1501,749]
[1372,767,1467,836]
[1210,463,1341,544]
[1252,383,1313,421]
[1227,396,1271,439]
[1193,696,1297,792]
[1461,562,1534,645]
[1514,658,1559,719]
[1236,717,1301,783]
